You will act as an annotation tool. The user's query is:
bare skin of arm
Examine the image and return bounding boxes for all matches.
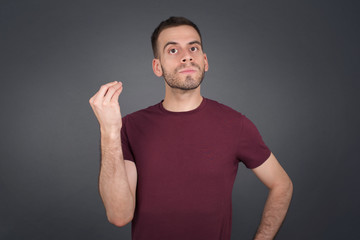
[89,81,137,227]
[252,153,293,240]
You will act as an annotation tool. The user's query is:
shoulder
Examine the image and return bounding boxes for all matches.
[204,98,245,119]
[204,98,263,132]
[123,102,161,123]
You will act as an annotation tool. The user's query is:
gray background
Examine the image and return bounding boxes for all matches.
[1,0,359,239]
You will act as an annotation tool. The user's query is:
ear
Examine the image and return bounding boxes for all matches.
[152,58,163,77]
[203,53,209,72]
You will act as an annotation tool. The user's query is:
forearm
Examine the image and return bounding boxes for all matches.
[99,130,134,226]
[254,181,293,240]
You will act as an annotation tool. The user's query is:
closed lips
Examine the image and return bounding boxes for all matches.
[179,68,196,73]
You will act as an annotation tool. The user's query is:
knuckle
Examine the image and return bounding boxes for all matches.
[109,101,118,107]
[90,100,97,106]
[93,100,101,107]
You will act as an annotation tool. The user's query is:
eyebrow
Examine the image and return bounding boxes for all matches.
[163,41,178,52]
[188,40,202,46]
[162,40,202,52]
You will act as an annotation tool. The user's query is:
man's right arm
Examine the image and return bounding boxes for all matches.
[89,81,137,227]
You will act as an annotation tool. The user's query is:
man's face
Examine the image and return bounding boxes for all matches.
[152,25,209,91]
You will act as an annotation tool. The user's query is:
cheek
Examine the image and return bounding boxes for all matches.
[162,59,179,70]
[161,56,176,66]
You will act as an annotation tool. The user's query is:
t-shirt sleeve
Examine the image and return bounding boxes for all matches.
[236,116,271,169]
[121,116,135,162]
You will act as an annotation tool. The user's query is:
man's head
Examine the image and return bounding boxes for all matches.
[151,16,202,59]
[151,17,209,91]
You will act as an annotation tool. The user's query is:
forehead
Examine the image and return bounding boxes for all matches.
[158,25,201,46]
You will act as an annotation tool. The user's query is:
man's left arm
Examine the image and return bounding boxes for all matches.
[252,153,293,240]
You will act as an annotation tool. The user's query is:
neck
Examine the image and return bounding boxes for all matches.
[162,85,203,112]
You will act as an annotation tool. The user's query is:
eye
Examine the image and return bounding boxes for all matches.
[169,48,178,54]
[190,46,198,52]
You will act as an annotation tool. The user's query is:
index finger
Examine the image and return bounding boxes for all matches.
[104,82,123,103]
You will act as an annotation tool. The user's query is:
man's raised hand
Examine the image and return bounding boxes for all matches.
[89,81,123,134]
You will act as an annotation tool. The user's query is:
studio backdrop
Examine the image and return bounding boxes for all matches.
[1,0,359,239]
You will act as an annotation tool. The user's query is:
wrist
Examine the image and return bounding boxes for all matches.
[100,127,121,139]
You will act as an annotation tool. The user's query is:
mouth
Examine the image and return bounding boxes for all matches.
[179,68,197,74]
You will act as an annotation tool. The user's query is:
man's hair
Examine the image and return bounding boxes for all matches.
[151,16,202,58]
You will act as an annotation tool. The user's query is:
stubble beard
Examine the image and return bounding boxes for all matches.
[161,62,205,91]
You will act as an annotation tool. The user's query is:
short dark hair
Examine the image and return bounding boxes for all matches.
[151,16,202,58]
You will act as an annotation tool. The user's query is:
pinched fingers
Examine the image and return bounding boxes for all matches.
[89,81,121,105]
[103,82,123,104]
[89,81,124,129]
[111,84,123,103]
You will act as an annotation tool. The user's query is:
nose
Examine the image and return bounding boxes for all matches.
[181,53,193,63]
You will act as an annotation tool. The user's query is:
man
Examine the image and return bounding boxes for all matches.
[89,17,293,240]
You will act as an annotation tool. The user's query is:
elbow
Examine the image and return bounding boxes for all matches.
[283,177,293,199]
[108,214,134,227]
[287,177,293,193]
[273,176,293,196]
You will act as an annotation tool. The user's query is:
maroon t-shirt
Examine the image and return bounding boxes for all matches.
[121,98,271,240]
